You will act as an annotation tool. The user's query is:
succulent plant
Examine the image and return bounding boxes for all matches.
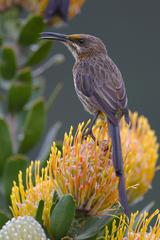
[0,5,63,213]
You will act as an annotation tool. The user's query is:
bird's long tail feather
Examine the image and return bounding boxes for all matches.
[108,122,129,216]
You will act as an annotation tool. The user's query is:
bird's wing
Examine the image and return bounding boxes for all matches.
[75,57,128,124]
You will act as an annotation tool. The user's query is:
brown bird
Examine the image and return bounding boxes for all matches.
[40,32,130,216]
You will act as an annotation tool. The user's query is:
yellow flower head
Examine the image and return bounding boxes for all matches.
[38,0,86,26]
[120,112,159,203]
[10,161,54,230]
[105,210,160,240]
[49,112,158,214]
[49,121,119,215]
[94,111,158,204]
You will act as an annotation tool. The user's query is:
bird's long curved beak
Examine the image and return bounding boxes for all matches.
[40,32,69,42]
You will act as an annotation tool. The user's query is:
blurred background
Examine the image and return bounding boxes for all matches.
[43,0,160,211]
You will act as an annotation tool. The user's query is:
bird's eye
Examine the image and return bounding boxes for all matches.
[78,38,85,44]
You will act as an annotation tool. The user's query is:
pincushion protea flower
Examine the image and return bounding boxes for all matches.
[0,216,47,240]
[105,210,160,240]
[38,0,86,26]
[49,112,158,214]
[93,111,158,204]
[120,112,159,203]
[49,122,118,215]
[10,161,54,230]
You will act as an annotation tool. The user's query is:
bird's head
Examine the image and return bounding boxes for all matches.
[40,32,107,60]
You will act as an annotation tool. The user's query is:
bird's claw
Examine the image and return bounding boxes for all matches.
[82,128,96,141]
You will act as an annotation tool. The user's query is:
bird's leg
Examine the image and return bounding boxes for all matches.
[83,111,99,141]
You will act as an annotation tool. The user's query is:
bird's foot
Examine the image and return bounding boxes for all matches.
[82,111,100,142]
[82,128,96,141]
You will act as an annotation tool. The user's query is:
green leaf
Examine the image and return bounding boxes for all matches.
[75,214,116,240]
[51,195,76,240]
[3,154,28,203]
[0,118,13,175]
[0,36,3,46]
[8,68,32,112]
[35,200,44,226]
[0,47,17,80]
[0,187,6,211]
[0,211,10,228]
[50,191,59,216]
[26,41,53,66]
[2,8,20,40]
[17,67,32,81]
[19,98,46,153]
[19,16,45,46]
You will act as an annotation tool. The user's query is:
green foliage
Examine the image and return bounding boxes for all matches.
[0,37,3,46]
[19,98,46,153]
[8,68,32,112]
[0,46,17,80]
[0,118,13,175]
[0,211,10,228]
[26,41,53,66]
[35,200,45,226]
[19,16,45,46]
[0,8,63,225]
[50,191,60,216]
[75,215,115,239]
[51,195,76,239]
[3,154,28,203]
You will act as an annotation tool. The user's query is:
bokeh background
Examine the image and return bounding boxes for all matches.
[42,0,159,212]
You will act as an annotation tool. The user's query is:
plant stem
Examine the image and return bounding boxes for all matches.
[46,82,63,112]
[6,114,17,153]
[32,54,65,77]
